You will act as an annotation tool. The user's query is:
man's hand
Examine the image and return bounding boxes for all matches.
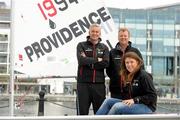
[81,52,86,57]
[98,58,103,62]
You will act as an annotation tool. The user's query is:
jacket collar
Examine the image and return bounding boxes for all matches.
[86,36,102,45]
[115,41,132,51]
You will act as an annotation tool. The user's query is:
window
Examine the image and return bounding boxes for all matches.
[0,64,7,74]
[0,54,7,63]
[177,30,180,39]
[166,57,174,76]
[152,57,164,75]
[0,43,8,52]
[152,56,174,76]
[0,34,8,41]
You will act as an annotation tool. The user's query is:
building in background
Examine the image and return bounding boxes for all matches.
[0,2,179,97]
[108,3,180,97]
[0,1,10,94]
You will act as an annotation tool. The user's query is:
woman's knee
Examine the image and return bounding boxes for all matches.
[110,102,130,114]
[103,98,112,103]
[112,102,127,110]
[112,102,123,109]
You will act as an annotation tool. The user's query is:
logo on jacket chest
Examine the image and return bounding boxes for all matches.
[113,55,121,60]
[85,48,93,56]
[85,48,103,56]
[85,48,92,52]
[132,79,139,86]
[97,48,104,54]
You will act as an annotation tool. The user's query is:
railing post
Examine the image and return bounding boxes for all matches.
[38,90,45,116]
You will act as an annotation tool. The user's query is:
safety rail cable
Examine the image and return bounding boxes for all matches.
[0,100,35,109]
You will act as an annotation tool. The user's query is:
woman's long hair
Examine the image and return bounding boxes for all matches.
[120,52,143,86]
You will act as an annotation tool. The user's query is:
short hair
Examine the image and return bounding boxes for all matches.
[118,27,130,37]
[89,23,101,30]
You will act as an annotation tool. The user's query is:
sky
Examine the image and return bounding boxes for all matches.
[104,0,180,9]
[1,0,180,9]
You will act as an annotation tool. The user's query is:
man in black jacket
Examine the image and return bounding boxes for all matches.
[106,28,143,99]
[76,23,109,115]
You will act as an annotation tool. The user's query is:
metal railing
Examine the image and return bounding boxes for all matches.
[0,114,179,120]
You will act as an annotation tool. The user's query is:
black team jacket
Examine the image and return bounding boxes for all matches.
[76,36,109,83]
[126,69,157,112]
[106,41,144,96]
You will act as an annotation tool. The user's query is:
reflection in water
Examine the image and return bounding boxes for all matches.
[0,101,179,116]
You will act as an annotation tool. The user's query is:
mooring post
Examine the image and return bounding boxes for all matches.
[38,90,45,116]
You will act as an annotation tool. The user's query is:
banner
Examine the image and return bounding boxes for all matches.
[12,0,117,77]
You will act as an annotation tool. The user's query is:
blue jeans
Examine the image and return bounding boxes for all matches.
[96,98,153,115]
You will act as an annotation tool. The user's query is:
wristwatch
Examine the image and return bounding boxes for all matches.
[134,97,140,103]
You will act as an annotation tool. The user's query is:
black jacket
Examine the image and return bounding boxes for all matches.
[106,42,144,95]
[126,69,157,112]
[76,36,109,83]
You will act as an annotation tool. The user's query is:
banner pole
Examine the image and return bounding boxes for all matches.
[9,0,15,116]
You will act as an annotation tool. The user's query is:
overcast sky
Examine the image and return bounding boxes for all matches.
[1,0,180,9]
[104,0,180,9]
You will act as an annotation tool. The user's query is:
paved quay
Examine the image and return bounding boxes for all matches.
[0,94,180,104]
[0,94,76,102]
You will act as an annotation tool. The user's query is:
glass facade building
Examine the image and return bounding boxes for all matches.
[108,4,180,96]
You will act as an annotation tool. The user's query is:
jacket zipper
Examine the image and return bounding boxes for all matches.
[80,67,83,76]
[92,45,96,83]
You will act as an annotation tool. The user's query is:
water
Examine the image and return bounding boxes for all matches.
[0,100,83,116]
[0,101,78,116]
[0,100,179,116]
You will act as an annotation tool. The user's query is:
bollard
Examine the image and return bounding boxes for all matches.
[38,90,45,116]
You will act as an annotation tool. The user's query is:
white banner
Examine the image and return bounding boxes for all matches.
[12,0,117,77]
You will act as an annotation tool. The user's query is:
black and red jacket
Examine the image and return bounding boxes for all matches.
[126,69,157,112]
[76,36,109,83]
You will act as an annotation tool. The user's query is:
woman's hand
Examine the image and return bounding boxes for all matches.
[122,99,134,107]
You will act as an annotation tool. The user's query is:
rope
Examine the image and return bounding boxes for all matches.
[0,100,35,109]
[16,86,33,109]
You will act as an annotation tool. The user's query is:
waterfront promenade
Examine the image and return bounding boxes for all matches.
[0,94,180,104]
[0,94,180,116]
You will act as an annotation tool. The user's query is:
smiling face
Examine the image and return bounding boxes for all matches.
[89,25,101,44]
[118,29,130,48]
[125,57,139,73]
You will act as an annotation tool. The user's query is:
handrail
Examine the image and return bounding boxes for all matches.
[0,114,179,120]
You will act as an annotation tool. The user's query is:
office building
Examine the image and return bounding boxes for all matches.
[108,3,180,97]
[0,2,10,93]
